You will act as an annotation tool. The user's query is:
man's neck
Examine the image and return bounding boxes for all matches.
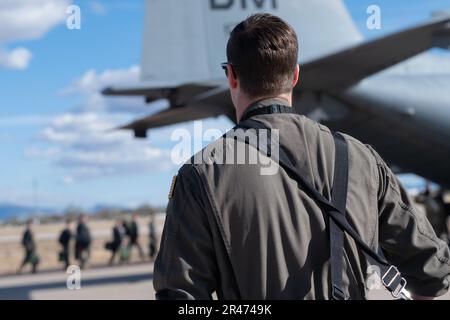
[236,93,292,122]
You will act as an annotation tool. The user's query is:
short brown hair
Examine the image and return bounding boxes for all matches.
[226,14,299,98]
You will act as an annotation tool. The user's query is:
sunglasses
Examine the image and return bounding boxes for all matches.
[221,62,236,78]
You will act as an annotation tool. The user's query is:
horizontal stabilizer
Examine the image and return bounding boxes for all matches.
[102,82,220,105]
[119,87,234,138]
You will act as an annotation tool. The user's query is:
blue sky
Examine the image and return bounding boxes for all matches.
[0,0,449,210]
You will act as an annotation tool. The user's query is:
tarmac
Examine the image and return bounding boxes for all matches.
[0,262,449,300]
[0,262,155,300]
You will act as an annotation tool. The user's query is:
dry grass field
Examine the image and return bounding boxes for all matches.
[0,214,165,275]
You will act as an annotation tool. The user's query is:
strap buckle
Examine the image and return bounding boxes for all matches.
[381,266,410,299]
[398,286,413,300]
[331,285,346,300]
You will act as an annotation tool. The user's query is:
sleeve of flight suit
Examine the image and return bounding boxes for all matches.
[367,146,450,297]
[153,165,219,300]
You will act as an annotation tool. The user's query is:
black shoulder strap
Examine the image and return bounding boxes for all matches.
[236,119,411,300]
[329,132,348,300]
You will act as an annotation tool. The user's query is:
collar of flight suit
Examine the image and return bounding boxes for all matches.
[240,97,292,122]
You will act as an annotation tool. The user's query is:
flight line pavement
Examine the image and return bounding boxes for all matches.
[0,262,449,300]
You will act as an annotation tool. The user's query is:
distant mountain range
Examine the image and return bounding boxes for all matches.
[0,203,134,221]
[0,203,46,220]
[90,204,131,213]
[0,203,166,221]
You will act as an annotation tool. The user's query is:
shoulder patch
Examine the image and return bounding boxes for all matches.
[168,175,178,200]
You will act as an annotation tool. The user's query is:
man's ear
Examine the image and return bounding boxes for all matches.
[227,65,238,89]
[292,64,300,87]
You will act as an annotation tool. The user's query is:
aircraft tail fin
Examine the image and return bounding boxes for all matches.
[140,0,363,84]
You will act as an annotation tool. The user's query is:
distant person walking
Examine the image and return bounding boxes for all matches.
[106,218,126,265]
[124,213,144,261]
[75,214,91,269]
[18,219,39,274]
[58,219,73,270]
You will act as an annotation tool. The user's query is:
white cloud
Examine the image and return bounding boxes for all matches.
[24,65,181,182]
[27,112,175,181]
[0,47,32,70]
[62,65,140,95]
[0,0,70,43]
[61,65,162,114]
[13,62,234,185]
[0,0,71,70]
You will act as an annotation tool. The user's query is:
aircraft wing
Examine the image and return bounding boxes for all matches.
[119,86,234,138]
[301,16,450,91]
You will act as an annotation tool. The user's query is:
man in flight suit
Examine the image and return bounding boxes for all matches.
[154,14,450,299]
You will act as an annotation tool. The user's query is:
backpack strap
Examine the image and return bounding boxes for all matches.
[329,132,348,300]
